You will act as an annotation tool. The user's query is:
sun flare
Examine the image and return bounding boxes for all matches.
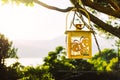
[0,2,66,41]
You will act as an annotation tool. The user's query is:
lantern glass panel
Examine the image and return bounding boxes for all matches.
[66,30,92,59]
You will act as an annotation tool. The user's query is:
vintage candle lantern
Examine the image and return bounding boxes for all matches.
[65,8,93,59]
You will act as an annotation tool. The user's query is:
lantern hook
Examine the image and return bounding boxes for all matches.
[66,8,91,30]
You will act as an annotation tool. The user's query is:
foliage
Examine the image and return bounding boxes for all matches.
[0,64,20,80]
[0,33,19,80]
[9,61,24,79]
[16,65,54,80]
[43,46,95,80]
[15,46,120,80]
[88,48,118,71]
[0,33,18,65]
[1,0,34,6]
[43,46,74,80]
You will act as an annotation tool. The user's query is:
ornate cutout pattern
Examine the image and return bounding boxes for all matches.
[71,36,89,56]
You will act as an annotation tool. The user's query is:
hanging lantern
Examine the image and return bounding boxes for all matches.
[65,8,93,59]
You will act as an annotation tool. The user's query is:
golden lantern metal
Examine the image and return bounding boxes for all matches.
[65,8,93,59]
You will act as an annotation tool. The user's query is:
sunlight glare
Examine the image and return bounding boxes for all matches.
[0,2,66,40]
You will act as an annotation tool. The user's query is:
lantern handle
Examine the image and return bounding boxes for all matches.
[66,8,90,30]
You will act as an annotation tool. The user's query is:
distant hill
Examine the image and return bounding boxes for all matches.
[13,35,66,58]
[13,35,116,58]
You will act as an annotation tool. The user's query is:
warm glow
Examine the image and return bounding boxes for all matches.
[0,1,71,40]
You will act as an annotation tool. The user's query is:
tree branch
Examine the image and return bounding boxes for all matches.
[81,0,120,18]
[34,0,73,12]
[108,0,120,11]
[78,7,120,38]
[89,12,120,38]
[34,0,120,38]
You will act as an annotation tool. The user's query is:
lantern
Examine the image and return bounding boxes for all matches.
[65,8,92,59]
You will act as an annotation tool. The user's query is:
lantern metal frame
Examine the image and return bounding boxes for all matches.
[65,8,93,59]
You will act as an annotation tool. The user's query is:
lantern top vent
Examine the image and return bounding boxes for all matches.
[66,8,92,32]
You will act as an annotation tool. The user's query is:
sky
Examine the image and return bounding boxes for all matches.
[0,0,72,41]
